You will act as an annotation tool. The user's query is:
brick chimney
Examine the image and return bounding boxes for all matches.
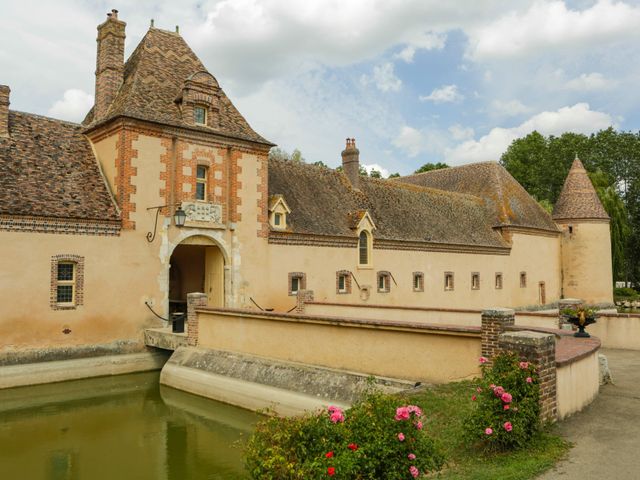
[0,85,9,138]
[341,138,360,189]
[94,9,126,121]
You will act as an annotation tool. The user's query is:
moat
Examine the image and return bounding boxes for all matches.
[0,371,259,479]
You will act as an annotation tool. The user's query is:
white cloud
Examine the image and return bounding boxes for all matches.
[491,99,531,116]
[362,62,402,92]
[446,103,614,164]
[468,0,640,60]
[47,89,94,122]
[448,124,475,141]
[565,72,614,91]
[393,126,425,157]
[420,84,463,103]
[394,31,446,63]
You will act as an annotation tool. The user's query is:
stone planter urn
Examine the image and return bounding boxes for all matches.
[561,306,597,338]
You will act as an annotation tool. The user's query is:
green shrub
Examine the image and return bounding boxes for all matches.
[464,352,540,451]
[614,287,638,298]
[244,392,444,479]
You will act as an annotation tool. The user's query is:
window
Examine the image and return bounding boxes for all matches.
[377,271,391,293]
[568,225,573,234]
[520,272,527,288]
[50,255,84,310]
[336,271,351,294]
[444,272,454,291]
[413,272,424,292]
[495,273,503,289]
[194,105,207,125]
[288,272,306,295]
[471,272,480,290]
[358,231,371,266]
[274,213,282,226]
[196,165,208,201]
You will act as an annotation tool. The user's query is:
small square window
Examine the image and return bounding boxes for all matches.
[495,273,503,289]
[288,272,306,296]
[377,272,391,293]
[194,106,207,125]
[471,273,480,290]
[336,271,351,294]
[520,272,527,288]
[413,272,424,292]
[444,272,454,291]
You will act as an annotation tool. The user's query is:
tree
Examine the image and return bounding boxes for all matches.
[268,147,306,163]
[500,129,640,284]
[369,169,382,178]
[388,172,401,178]
[414,162,449,174]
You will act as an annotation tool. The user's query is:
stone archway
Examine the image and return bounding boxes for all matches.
[168,235,226,313]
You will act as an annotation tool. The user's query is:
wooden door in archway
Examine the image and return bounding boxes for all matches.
[204,246,225,307]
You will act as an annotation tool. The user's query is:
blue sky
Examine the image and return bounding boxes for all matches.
[2,0,640,176]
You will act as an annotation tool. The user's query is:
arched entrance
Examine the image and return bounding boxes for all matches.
[169,235,226,314]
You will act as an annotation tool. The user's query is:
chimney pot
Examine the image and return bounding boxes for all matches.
[0,84,10,138]
[94,10,126,121]
[111,9,118,19]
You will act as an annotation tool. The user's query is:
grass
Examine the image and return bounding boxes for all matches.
[407,381,570,480]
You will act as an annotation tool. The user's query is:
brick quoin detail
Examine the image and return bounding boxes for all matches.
[295,289,314,313]
[115,129,139,229]
[480,308,515,365]
[230,149,243,223]
[187,292,207,346]
[498,331,558,423]
[256,153,269,238]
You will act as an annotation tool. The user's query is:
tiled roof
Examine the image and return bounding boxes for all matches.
[268,159,508,248]
[552,158,609,221]
[0,111,119,222]
[397,162,559,232]
[84,28,271,146]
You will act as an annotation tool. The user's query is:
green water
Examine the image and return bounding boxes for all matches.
[0,372,260,480]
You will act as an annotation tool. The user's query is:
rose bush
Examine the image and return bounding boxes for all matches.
[464,352,541,451]
[244,392,444,479]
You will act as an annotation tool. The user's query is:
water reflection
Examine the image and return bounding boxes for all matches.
[0,371,259,480]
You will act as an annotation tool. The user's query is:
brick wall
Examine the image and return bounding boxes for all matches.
[0,84,9,138]
[94,12,126,120]
[295,289,314,313]
[480,308,515,365]
[187,292,208,346]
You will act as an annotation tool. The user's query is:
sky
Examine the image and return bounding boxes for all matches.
[1,0,640,176]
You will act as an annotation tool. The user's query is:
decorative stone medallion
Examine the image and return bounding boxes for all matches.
[182,202,222,224]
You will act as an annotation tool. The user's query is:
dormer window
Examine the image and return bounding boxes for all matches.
[194,105,207,125]
[269,195,291,230]
[358,230,371,266]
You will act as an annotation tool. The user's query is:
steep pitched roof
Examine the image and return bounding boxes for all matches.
[84,28,271,145]
[268,159,508,249]
[552,158,609,221]
[396,162,559,232]
[0,111,119,222]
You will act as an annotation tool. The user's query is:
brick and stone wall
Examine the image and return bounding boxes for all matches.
[187,292,207,346]
[0,84,9,138]
[94,10,126,120]
[480,308,515,365]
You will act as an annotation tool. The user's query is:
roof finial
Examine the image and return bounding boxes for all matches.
[575,151,579,161]
[150,19,154,27]
[175,25,180,33]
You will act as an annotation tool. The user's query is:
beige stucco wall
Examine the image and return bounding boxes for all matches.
[251,231,561,312]
[556,350,600,420]
[559,221,613,304]
[92,134,118,196]
[588,315,640,350]
[196,309,481,383]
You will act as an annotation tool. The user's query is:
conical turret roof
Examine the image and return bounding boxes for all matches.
[552,157,608,221]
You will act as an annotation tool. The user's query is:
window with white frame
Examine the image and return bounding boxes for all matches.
[444,272,454,291]
[196,165,208,201]
[471,272,480,290]
[288,272,306,295]
[194,105,207,125]
[336,271,351,294]
[377,271,391,293]
[51,255,84,310]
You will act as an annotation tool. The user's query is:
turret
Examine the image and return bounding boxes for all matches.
[553,157,613,304]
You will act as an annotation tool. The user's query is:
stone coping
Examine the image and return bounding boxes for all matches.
[195,306,481,336]
[305,300,483,314]
[555,336,601,367]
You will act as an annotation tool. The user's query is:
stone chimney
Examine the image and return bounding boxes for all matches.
[0,85,9,138]
[94,9,126,121]
[341,138,360,189]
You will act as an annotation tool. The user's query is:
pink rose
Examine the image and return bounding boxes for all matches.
[501,392,512,404]
[409,466,419,478]
[504,421,513,432]
[330,411,345,423]
[504,404,510,411]
[407,405,423,417]
[519,361,529,369]
[408,453,416,460]
[415,421,423,430]
[471,395,477,401]
[493,386,505,397]
[526,377,533,383]
[485,427,493,435]
[395,406,410,421]
[479,356,488,364]
[398,433,405,441]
